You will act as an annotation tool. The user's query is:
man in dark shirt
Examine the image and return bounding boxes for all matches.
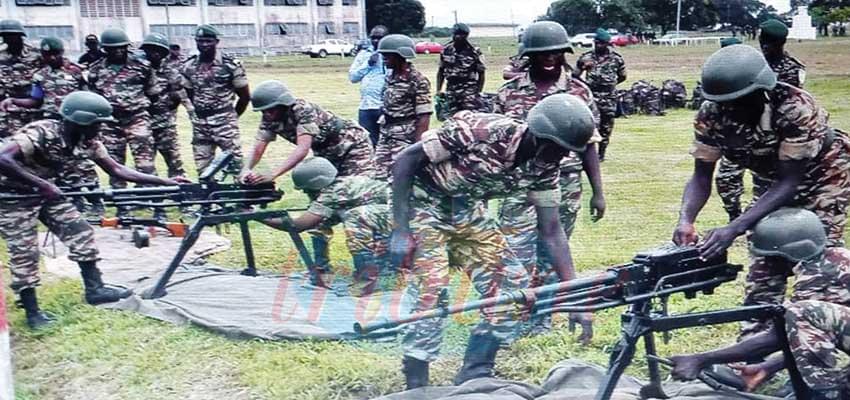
[77,34,106,66]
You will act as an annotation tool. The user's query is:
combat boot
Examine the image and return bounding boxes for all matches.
[79,261,132,304]
[598,142,609,162]
[17,288,55,329]
[351,253,379,296]
[402,356,429,390]
[312,236,332,272]
[453,332,501,385]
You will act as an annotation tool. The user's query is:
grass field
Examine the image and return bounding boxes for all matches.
[4,37,850,400]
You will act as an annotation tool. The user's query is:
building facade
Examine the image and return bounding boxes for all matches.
[0,0,365,55]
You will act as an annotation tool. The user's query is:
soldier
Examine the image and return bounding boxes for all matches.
[0,92,188,329]
[374,34,431,181]
[348,25,388,146]
[77,34,106,67]
[87,28,158,214]
[670,209,850,398]
[574,28,627,161]
[760,19,806,89]
[0,19,42,138]
[167,43,184,65]
[494,21,606,335]
[389,94,595,389]
[672,45,850,339]
[242,80,375,272]
[181,25,251,176]
[0,37,103,216]
[262,157,391,296]
[436,23,486,116]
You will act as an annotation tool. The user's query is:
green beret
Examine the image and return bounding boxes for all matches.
[760,19,788,39]
[40,37,64,52]
[453,23,470,34]
[195,24,221,39]
[595,28,611,42]
[719,37,741,48]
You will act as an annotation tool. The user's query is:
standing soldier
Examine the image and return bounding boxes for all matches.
[374,34,431,181]
[574,28,627,161]
[0,19,42,138]
[167,43,184,66]
[348,25,388,146]
[435,23,486,116]
[494,21,605,334]
[77,34,106,67]
[181,25,251,177]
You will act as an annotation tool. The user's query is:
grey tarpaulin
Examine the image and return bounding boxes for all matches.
[41,227,414,340]
[370,359,784,400]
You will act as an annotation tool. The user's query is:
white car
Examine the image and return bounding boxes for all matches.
[570,33,596,48]
[301,39,355,58]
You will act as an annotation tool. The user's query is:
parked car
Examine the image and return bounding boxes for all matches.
[611,34,640,47]
[570,33,596,48]
[301,39,356,58]
[651,33,686,45]
[415,41,444,54]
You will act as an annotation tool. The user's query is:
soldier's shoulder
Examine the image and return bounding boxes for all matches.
[128,53,152,68]
[410,66,430,83]
[570,77,593,94]
[785,54,806,68]
[221,53,244,68]
[610,50,625,60]
[499,75,522,91]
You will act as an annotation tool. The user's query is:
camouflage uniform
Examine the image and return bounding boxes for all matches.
[576,50,625,157]
[439,41,485,114]
[181,51,248,175]
[87,54,157,189]
[148,57,188,177]
[0,120,106,292]
[502,55,528,80]
[690,83,850,337]
[375,64,431,181]
[0,44,42,138]
[785,300,850,399]
[768,52,806,89]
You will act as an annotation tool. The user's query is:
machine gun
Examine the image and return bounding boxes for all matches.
[355,244,808,400]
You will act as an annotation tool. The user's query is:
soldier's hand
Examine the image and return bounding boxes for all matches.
[669,355,705,381]
[243,172,275,186]
[729,363,769,392]
[589,193,606,222]
[0,98,17,113]
[389,229,416,271]
[39,183,63,201]
[368,52,380,66]
[698,225,739,260]
[168,176,193,185]
[568,312,593,345]
[672,223,698,246]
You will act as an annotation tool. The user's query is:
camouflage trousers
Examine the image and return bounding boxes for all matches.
[315,125,375,178]
[0,199,98,293]
[100,113,157,189]
[0,109,39,138]
[445,80,483,115]
[786,300,850,398]
[192,113,243,176]
[341,204,392,290]
[374,120,417,181]
[403,185,528,362]
[593,90,618,159]
[151,113,186,178]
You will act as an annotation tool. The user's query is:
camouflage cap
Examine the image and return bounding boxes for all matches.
[453,23,470,34]
[195,24,221,39]
[719,37,742,48]
[40,37,64,52]
[760,19,788,39]
[595,28,611,42]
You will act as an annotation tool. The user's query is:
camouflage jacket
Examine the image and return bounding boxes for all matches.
[31,59,86,118]
[439,42,485,83]
[0,120,108,187]
[382,64,432,121]
[180,51,248,124]
[420,110,561,206]
[307,175,389,221]
[88,55,155,117]
[149,60,189,129]
[0,43,42,100]
[493,72,601,172]
[691,83,850,197]
[576,50,626,92]
[791,247,850,306]
[256,99,365,159]
[769,52,806,88]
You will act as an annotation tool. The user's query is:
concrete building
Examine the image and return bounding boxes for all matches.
[0,0,365,55]
[468,23,519,38]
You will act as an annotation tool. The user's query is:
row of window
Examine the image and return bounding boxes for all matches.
[150,22,359,38]
[15,0,354,5]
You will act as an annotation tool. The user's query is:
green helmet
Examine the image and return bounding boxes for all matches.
[251,80,296,111]
[520,21,572,57]
[377,34,416,60]
[750,208,826,262]
[40,37,64,52]
[60,91,116,126]
[0,19,25,36]
[100,28,131,47]
[526,94,595,152]
[141,32,169,51]
[701,45,776,102]
[292,157,338,191]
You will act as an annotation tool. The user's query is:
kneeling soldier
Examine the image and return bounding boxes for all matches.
[0,91,188,329]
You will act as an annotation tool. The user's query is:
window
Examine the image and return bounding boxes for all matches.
[147,0,195,6]
[341,0,356,5]
[265,22,308,35]
[150,24,197,38]
[265,0,304,4]
[79,0,140,17]
[208,0,252,6]
[24,25,74,39]
[316,0,332,5]
[211,23,257,38]
[318,22,335,35]
[16,0,70,6]
[343,22,358,35]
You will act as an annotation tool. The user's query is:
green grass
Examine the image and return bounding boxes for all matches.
[4,37,850,399]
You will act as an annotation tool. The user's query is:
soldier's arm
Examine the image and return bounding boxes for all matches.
[391,142,428,233]
[242,140,269,172]
[670,327,782,381]
[414,77,433,140]
[262,211,323,232]
[234,85,250,117]
[93,145,181,186]
[348,51,370,83]
[535,205,576,281]
[477,70,486,93]
[0,142,59,195]
[268,134,312,179]
[617,58,627,83]
[674,159,715,241]
[581,144,605,221]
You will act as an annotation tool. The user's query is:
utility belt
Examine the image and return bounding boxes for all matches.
[446,75,476,84]
[381,114,416,126]
[195,105,235,119]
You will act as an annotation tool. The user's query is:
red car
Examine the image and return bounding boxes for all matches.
[415,41,444,54]
[611,34,639,47]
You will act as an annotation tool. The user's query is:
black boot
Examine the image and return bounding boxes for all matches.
[351,253,379,296]
[17,288,55,329]
[79,261,132,304]
[402,356,429,390]
[598,142,609,162]
[312,236,332,272]
[454,332,501,385]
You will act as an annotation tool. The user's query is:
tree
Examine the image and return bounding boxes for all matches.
[546,0,601,34]
[642,0,718,34]
[366,0,426,36]
[600,0,646,32]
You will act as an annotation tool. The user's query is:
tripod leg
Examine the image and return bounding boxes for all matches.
[239,221,257,276]
[596,316,646,400]
[639,332,669,399]
[143,217,206,299]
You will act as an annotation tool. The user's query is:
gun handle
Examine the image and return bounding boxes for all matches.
[101,217,119,228]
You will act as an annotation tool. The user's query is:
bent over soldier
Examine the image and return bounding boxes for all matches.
[0,19,42,138]
[436,23,486,116]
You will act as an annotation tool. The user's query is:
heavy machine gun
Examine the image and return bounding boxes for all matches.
[355,244,809,400]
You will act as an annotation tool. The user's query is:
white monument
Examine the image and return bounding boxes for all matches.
[788,5,818,40]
